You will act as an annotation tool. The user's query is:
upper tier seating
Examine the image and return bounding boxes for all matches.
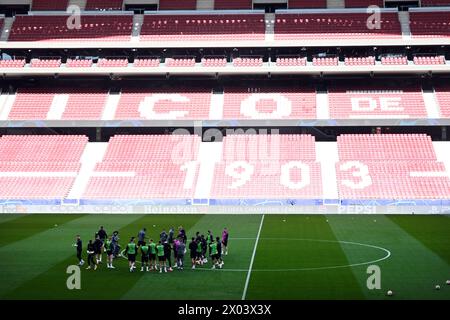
[85,0,123,10]
[214,0,253,9]
[233,57,263,67]
[421,0,450,6]
[381,56,408,65]
[288,0,327,8]
[275,13,402,40]
[140,14,265,41]
[0,58,26,68]
[8,15,133,42]
[159,0,197,10]
[434,84,450,118]
[409,12,450,38]
[344,0,384,7]
[114,87,212,120]
[222,87,316,119]
[328,84,428,119]
[344,56,376,66]
[32,0,69,10]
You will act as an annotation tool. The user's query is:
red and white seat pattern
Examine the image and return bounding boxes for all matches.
[211,134,322,199]
[434,84,450,118]
[133,58,160,68]
[413,55,446,65]
[275,13,402,40]
[222,87,316,119]
[313,57,338,66]
[289,0,327,8]
[345,56,375,66]
[276,57,307,67]
[65,58,93,68]
[344,0,384,7]
[114,87,212,120]
[409,12,450,38]
[328,84,427,119]
[30,58,61,68]
[97,58,128,67]
[0,58,26,68]
[9,15,133,42]
[336,134,450,200]
[165,58,196,67]
[421,0,450,6]
[32,0,68,10]
[202,57,227,67]
[0,135,87,199]
[233,57,263,67]
[159,0,197,10]
[381,56,408,65]
[214,0,253,10]
[8,88,109,120]
[140,14,265,41]
[85,0,123,10]
[83,135,201,199]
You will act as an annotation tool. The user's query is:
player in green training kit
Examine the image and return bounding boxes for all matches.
[140,242,150,272]
[156,241,167,273]
[209,239,221,269]
[149,239,157,271]
[125,237,137,272]
[105,236,115,269]
[196,238,203,265]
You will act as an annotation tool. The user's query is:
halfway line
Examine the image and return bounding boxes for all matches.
[241,214,265,300]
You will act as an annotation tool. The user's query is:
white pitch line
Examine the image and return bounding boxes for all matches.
[241,214,265,301]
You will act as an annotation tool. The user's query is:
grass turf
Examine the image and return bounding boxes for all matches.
[0,214,449,300]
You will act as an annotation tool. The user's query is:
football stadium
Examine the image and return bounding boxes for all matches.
[0,0,449,304]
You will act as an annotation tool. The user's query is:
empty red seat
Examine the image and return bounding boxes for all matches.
[214,0,253,10]
[233,57,263,67]
[159,0,197,10]
[381,56,408,65]
[32,0,69,10]
[30,58,61,68]
[413,55,446,65]
[85,0,123,10]
[344,56,376,66]
[65,58,93,68]
[434,84,450,118]
[410,12,450,38]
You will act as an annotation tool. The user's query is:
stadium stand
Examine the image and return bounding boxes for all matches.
[328,84,428,119]
[336,134,450,200]
[222,87,316,119]
[344,0,384,7]
[409,11,450,38]
[97,58,129,67]
[65,58,94,68]
[275,12,402,40]
[201,57,227,67]
[276,57,307,67]
[0,58,26,68]
[140,14,265,41]
[344,56,376,66]
[288,0,327,8]
[434,84,450,118]
[8,15,133,42]
[31,0,69,11]
[421,0,450,6]
[82,135,200,199]
[381,56,408,65]
[60,89,109,120]
[165,57,196,67]
[214,0,253,10]
[114,87,212,120]
[30,58,62,68]
[0,135,87,199]
[85,0,123,11]
[413,55,446,65]
[133,58,161,68]
[159,0,197,10]
[313,57,339,66]
[211,134,322,199]
[233,57,263,67]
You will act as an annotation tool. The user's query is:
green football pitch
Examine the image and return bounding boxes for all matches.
[0,214,449,300]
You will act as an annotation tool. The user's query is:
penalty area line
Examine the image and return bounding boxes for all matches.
[242,214,265,301]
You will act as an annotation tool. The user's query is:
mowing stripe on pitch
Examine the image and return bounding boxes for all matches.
[242,214,265,300]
